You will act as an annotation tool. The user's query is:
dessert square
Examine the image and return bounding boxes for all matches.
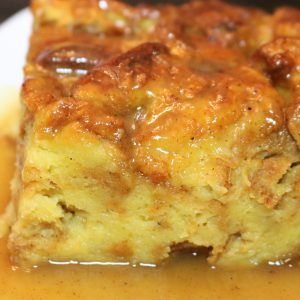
[9,0,300,267]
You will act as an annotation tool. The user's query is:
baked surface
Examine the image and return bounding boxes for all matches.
[9,0,300,267]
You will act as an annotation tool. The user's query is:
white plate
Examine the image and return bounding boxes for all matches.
[0,9,31,136]
[0,9,31,88]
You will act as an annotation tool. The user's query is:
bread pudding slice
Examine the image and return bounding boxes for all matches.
[9,0,300,267]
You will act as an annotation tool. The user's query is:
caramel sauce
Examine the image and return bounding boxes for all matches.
[0,130,300,299]
[2,0,300,296]
[0,136,15,213]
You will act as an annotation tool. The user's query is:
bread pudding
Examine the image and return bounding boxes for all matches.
[8,0,300,267]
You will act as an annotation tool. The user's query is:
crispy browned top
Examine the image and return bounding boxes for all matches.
[23,0,300,184]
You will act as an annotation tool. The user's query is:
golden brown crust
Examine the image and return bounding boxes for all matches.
[274,7,300,37]
[254,37,300,147]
